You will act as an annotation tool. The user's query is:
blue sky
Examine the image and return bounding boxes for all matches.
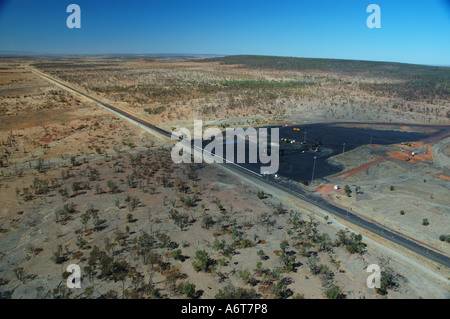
[0,0,449,65]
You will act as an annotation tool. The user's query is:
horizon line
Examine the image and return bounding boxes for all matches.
[0,51,448,68]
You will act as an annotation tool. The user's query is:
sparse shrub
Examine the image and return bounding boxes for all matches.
[182,196,195,207]
[14,267,25,282]
[215,282,258,299]
[344,185,352,197]
[336,230,366,254]
[279,252,296,272]
[80,213,90,231]
[34,159,44,173]
[238,269,251,283]
[106,181,119,194]
[257,249,266,260]
[126,213,133,223]
[170,249,183,261]
[157,233,171,248]
[213,239,226,251]
[105,290,118,299]
[325,285,344,299]
[275,203,286,214]
[202,216,214,228]
[51,244,67,264]
[182,282,196,298]
[71,182,81,195]
[307,255,320,275]
[192,250,216,272]
[273,279,292,299]
[376,266,400,296]
[83,286,95,299]
[280,240,289,253]
[76,236,87,249]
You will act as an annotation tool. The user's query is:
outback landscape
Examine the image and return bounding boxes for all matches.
[0,55,449,299]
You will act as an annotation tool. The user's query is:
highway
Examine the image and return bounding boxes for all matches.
[28,66,450,269]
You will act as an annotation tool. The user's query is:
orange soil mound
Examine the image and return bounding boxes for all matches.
[317,184,342,196]
[415,146,433,160]
[388,150,417,162]
[388,145,432,163]
[400,126,411,130]
[333,158,387,179]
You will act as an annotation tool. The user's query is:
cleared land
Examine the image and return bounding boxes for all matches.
[320,125,450,258]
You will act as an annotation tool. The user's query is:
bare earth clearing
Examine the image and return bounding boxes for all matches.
[322,126,450,258]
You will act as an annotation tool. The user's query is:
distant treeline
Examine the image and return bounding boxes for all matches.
[202,55,449,78]
[202,55,449,100]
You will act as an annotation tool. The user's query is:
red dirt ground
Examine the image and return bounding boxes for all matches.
[387,145,432,164]
[316,183,343,196]
[437,174,450,181]
[332,158,388,180]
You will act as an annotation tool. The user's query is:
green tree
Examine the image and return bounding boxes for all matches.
[325,285,343,299]
[280,240,289,253]
[307,255,320,275]
[280,253,296,272]
[148,251,160,270]
[238,269,251,283]
[80,212,90,231]
[163,266,181,295]
[192,250,215,272]
[99,254,114,277]
[112,260,129,298]
[170,249,183,261]
[376,267,399,296]
[71,182,81,195]
[215,282,258,299]
[344,185,352,197]
[273,280,291,299]
[202,216,214,228]
[83,286,95,299]
[182,282,196,298]
[126,213,134,223]
[51,244,67,264]
[257,249,266,260]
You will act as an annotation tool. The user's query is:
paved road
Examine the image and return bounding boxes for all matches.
[29,66,450,268]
